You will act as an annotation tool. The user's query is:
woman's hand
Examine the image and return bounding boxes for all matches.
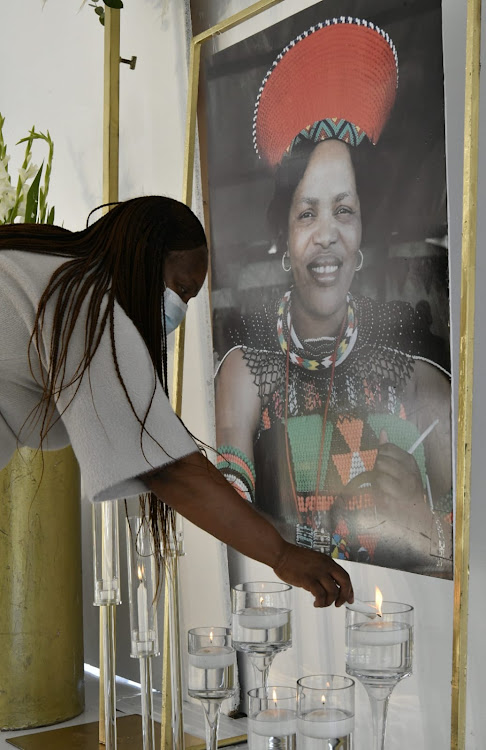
[273,542,354,608]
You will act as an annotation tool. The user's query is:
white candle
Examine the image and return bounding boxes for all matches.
[101,501,114,583]
[188,645,235,669]
[298,708,355,739]
[350,621,410,646]
[236,607,289,629]
[137,566,149,637]
[249,708,296,737]
[346,599,380,618]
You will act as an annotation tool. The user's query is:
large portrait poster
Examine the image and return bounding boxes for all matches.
[206,0,453,579]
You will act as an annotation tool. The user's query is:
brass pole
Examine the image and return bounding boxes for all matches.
[100,7,120,745]
[103,7,120,207]
[451,0,481,748]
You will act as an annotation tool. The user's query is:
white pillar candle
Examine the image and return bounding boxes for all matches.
[249,708,297,736]
[350,621,410,646]
[101,501,114,583]
[137,570,149,637]
[298,708,355,740]
[236,607,289,629]
[188,646,235,669]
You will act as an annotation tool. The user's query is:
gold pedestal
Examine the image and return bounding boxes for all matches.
[0,446,84,730]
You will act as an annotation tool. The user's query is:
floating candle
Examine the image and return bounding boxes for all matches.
[249,708,296,737]
[188,645,235,669]
[349,620,410,647]
[298,708,355,740]
[236,607,289,629]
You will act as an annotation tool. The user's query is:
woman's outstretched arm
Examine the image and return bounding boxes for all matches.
[143,450,354,608]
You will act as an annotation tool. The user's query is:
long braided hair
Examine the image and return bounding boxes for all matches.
[0,195,207,582]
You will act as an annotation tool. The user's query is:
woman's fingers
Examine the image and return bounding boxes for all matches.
[273,543,354,608]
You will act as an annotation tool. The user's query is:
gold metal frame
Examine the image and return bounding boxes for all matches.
[177,2,481,749]
[451,0,481,747]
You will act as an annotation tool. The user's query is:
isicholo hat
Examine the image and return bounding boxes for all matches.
[253,16,399,167]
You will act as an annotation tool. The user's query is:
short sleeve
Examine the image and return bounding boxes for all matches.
[43,299,197,503]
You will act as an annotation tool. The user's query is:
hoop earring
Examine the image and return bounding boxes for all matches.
[282,249,292,273]
[355,249,364,272]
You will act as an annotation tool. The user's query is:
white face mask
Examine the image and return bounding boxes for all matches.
[163,287,187,335]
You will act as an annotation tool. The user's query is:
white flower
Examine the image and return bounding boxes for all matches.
[18,163,39,183]
[0,182,17,222]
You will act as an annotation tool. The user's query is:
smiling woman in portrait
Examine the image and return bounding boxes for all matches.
[215,17,453,578]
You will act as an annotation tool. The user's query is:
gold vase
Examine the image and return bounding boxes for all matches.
[0,446,84,730]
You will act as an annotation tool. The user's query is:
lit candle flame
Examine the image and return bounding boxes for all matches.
[137,565,144,582]
[321,695,326,706]
[210,630,213,643]
[260,596,264,607]
[375,587,383,618]
[272,688,278,707]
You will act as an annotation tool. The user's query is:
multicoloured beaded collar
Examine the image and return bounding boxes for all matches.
[276,290,358,370]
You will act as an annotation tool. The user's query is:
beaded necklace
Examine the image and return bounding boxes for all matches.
[284,310,347,520]
[277,290,357,370]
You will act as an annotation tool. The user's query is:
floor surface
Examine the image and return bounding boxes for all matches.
[0,669,248,749]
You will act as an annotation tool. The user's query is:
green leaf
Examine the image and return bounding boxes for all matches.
[95,6,103,14]
[24,164,43,223]
[46,206,55,225]
[104,0,123,8]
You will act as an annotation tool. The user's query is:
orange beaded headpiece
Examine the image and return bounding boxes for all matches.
[253,17,399,167]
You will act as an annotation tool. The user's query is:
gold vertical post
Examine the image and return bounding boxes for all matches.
[103,7,120,207]
[100,7,121,745]
[451,0,481,748]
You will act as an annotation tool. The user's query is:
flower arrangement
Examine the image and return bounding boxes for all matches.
[0,114,55,225]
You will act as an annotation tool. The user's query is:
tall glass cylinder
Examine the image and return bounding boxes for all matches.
[93,500,121,750]
[126,514,159,750]
[93,500,121,606]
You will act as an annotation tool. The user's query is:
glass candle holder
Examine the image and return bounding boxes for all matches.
[248,686,297,750]
[93,500,120,606]
[126,514,159,658]
[92,500,121,750]
[126,514,160,750]
[188,627,236,750]
[231,582,292,690]
[345,602,413,750]
[297,674,355,750]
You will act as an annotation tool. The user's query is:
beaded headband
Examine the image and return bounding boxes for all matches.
[253,17,399,167]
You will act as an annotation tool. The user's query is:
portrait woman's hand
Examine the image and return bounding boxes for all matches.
[344,429,433,558]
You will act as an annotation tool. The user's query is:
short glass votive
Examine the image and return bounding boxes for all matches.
[126,514,159,658]
[248,686,297,750]
[297,675,355,750]
[187,627,236,699]
[93,500,121,606]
